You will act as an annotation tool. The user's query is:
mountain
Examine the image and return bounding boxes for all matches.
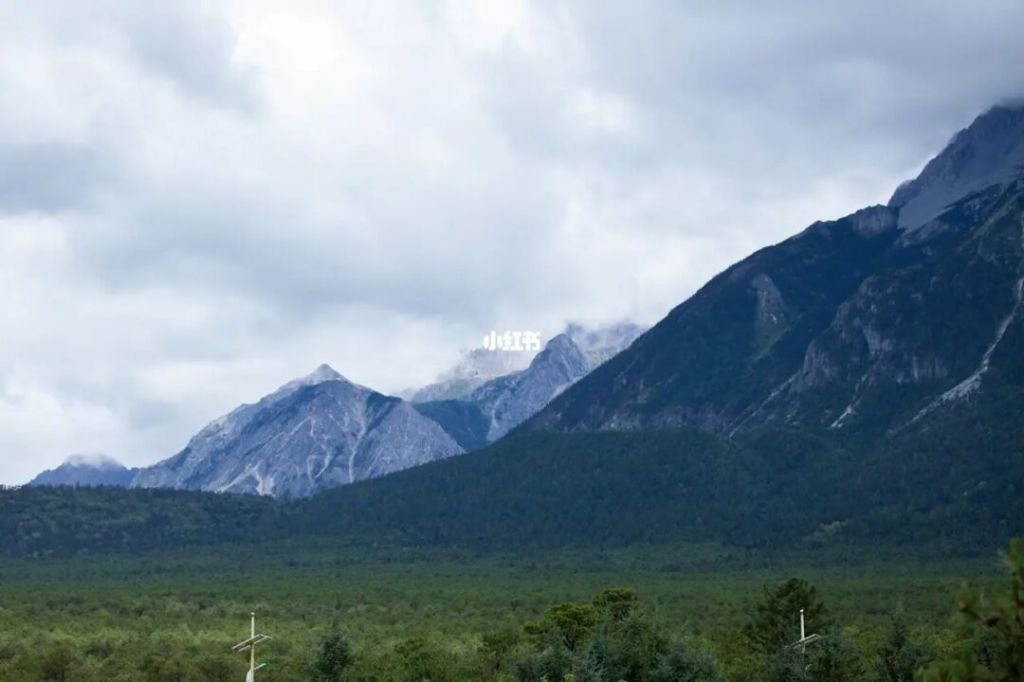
[8,403,1022,557]
[403,323,643,404]
[414,323,643,447]
[565,322,648,368]
[528,103,1024,441]
[891,101,1024,229]
[5,105,1024,560]
[28,454,135,488]
[131,364,463,497]
[401,347,533,402]
[130,323,640,498]
[265,103,1024,555]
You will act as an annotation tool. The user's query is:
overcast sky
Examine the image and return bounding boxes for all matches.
[2,1,1023,483]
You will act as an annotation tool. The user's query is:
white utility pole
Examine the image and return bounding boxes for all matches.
[232,612,272,682]
[792,608,821,656]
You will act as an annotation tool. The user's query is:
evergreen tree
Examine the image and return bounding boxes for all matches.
[813,626,865,682]
[652,644,726,682]
[574,615,666,682]
[916,539,1024,682]
[873,613,931,682]
[759,645,811,682]
[592,587,639,622]
[745,578,831,654]
[526,603,603,652]
[38,642,76,682]
[312,631,352,682]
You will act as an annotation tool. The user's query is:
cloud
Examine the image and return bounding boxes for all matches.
[1,0,1023,482]
[0,141,111,212]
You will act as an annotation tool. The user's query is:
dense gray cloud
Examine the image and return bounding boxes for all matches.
[2,0,1023,483]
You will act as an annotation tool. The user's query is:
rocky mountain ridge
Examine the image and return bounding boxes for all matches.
[131,365,463,497]
[528,103,1024,440]
[126,323,641,497]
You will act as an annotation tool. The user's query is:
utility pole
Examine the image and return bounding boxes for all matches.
[790,607,822,662]
[787,608,821,680]
[232,612,272,682]
[800,608,806,654]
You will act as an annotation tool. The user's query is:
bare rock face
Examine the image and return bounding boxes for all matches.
[131,322,644,498]
[132,365,463,497]
[401,347,533,403]
[890,102,1024,230]
[412,323,645,447]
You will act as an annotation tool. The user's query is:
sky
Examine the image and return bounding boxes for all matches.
[2,0,1024,483]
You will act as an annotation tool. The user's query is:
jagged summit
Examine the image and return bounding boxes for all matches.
[127,323,642,498]
[401,347,533,403]
[284,363,346,388]
[890,101,1024,229]
[131,364,461,497]
[405,323,644,404]
[261,363,362,406]
[565,321,646,366]
[309,363,343,380]
[414,323,645,446]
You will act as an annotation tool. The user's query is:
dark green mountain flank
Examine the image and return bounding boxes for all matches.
[4,385,1020,558]
[529,194,1024,440]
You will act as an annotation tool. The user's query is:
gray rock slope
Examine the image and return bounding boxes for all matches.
[401,346,532,403]
[414,323,644,447]
[891,102,1024,229]
[132,365,463,497]
[130,323,641,498]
